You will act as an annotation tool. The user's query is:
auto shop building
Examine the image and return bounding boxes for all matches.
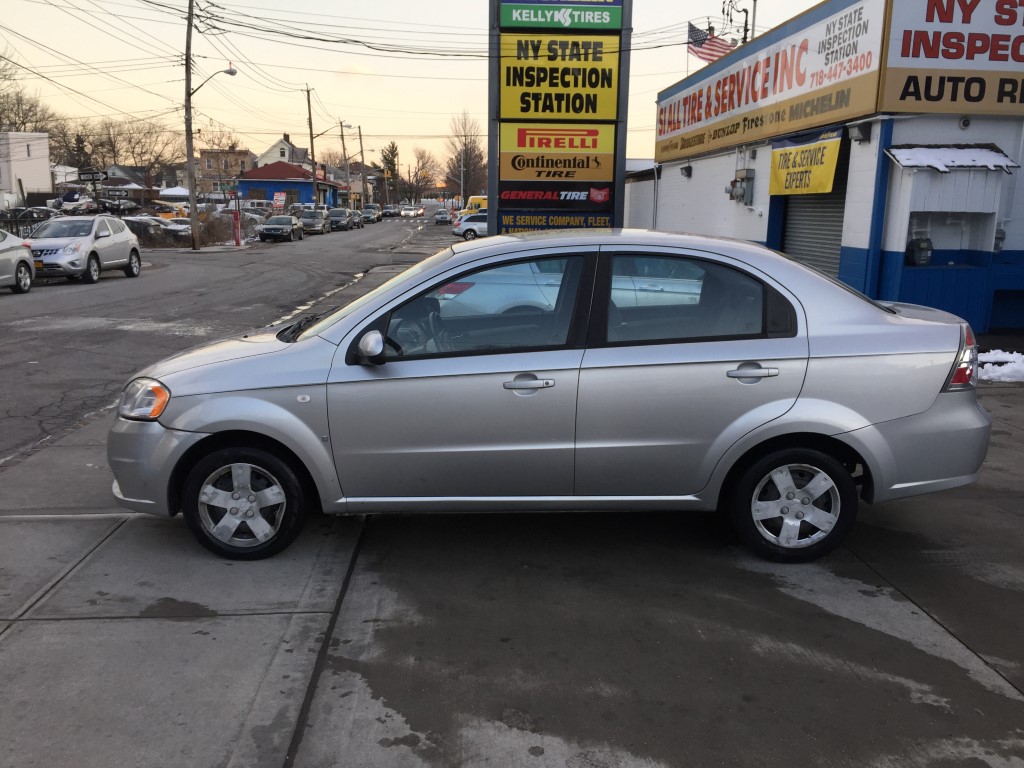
[633,0,1024,332]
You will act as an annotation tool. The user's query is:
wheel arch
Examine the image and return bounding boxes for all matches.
[168,430,325,519]
[716,432,873,512]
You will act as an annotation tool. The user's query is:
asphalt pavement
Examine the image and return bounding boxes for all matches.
[1,223,1023,767]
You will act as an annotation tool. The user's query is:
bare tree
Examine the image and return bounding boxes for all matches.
[90,117,184,182]
[406,147,441,202]
[0,87,60,134]
[444,111,487,203]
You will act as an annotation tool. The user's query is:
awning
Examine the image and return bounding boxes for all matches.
[886,144,1020,174]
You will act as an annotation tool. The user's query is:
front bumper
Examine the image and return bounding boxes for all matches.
[107,416,210,517]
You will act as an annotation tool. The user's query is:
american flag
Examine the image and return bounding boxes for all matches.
[688,21,736,63]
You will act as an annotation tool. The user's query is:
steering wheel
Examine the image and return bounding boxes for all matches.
[427,311,451,353]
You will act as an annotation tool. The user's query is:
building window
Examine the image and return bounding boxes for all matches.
[240,160,246,170]
[26,144,31,158]
[223,159,229,170]
[205,158,213,170]
[279,148,286,158]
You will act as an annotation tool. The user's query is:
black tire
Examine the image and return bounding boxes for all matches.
[299,230,304,240]
[289,230,295,242]
[463,230,478,240]
[728,448,857,562]
[182,446,307,560]
[123,250,141,278]
[11,261,32,294]
[259,236,267,242]
[81,255,101,284]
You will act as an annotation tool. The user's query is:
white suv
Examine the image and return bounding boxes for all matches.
[452,213,487,240]
[28,215,141,283]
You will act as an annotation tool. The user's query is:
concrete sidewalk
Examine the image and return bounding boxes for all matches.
[0,416,360,768]
[1,381,1020,767]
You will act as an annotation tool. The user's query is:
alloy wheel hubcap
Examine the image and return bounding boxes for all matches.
[197,462,286,547]
[750,463,840,549]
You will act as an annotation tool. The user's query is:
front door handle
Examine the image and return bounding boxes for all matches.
[503,379,555,390]
[727,366,779,379]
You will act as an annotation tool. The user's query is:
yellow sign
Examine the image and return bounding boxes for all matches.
[500,33,619,119]
[499,123,615,181]
[769,129,843,195]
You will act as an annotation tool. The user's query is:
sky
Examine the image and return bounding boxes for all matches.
[1,0,824,168]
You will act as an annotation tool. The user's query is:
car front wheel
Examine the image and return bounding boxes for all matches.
[82,255,101,284]
[11,261,32,293]
[182,447,307,559]
[728,448,857,562]
[123,250,141,278]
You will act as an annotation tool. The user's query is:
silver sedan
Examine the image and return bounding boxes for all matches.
[108,230,991,561]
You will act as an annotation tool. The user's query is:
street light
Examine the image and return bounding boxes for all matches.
[184,64,236,250]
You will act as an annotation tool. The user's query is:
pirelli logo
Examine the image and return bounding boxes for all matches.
[501,123,615,154]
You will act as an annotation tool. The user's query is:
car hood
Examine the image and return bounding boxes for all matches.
[28,236,89,249]
[139,327,291,380]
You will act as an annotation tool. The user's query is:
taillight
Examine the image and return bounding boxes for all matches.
[945,323,978,390]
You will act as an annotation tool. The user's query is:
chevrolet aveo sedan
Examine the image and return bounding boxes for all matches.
[108,230,990,561]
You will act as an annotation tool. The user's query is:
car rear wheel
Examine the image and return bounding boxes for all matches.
[11,262,32,294]
[728,448,857,562]
[464,230,478,240]
[82,255,101,284]
[182,447,306,560]
[123,250,141,278]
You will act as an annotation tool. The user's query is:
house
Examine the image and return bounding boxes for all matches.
[198,146,257,198]
[235,161,344,208]
[256,134,310,169]
[0,131,51,207]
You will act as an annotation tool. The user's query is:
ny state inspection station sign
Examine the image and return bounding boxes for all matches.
[491,0,630,233]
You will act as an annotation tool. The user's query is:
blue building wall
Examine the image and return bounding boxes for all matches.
[235,179,339,207]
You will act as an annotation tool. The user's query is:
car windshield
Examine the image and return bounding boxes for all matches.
[267,216,292,224]
[300,211,320,219]
[296,247,457,341]
[329,209,345,215]
[32,219,93,238]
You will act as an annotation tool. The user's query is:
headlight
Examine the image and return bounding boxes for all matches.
[62,241,83,255]
[118,378,171,421]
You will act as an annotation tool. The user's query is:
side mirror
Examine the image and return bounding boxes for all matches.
[357,330,386,365]
[96,230,111,238]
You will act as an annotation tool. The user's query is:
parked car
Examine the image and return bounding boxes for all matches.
[434,208,452,225]
[28,215,141,282]
[107,230,990,561]
[365,203,383,222]
[299,210,330,235]
[359,208,376,224]
[382,205,400,217]
[328,208,357,231]
[0,228,34,294]
[257,215,303,242]
[400,206,418,218]
[123,216,170,246]
[452,212,487,240]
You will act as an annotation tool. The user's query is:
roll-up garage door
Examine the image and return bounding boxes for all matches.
[782,186,847,277]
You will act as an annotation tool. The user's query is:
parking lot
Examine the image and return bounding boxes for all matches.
[1,221,1023,767]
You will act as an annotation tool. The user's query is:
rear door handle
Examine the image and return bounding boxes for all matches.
[503,379,555,390]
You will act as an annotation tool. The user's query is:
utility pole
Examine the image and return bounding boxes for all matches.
[358,126,367,204]
[184,0,198,250]
[339,121,351,208]
[305,85,316,204]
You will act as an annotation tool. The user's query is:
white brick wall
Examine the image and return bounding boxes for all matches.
[652,147,771,241]
[842,126,880,250]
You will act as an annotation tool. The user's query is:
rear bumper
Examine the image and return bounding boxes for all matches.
[842,390,992,503]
